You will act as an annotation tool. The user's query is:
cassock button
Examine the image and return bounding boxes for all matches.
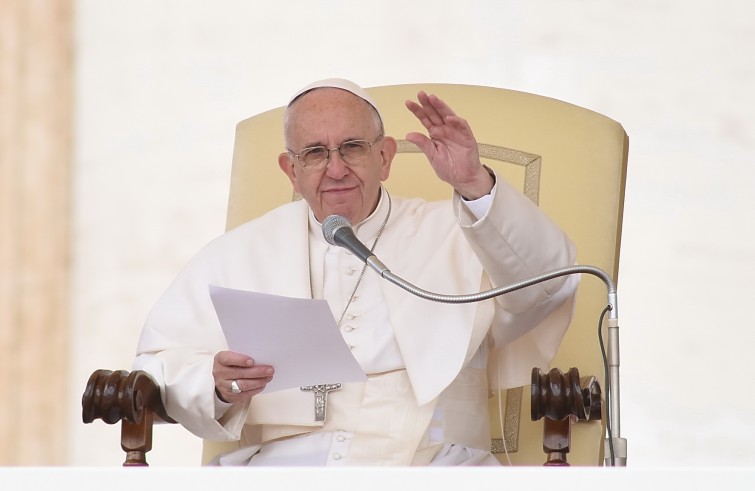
[343,325,354,332]
[333,453,342,460]
[346,313,359,320]
[337,435,346,442]
[345,267,357,276]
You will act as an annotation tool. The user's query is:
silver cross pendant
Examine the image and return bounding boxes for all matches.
[300,383,342,422]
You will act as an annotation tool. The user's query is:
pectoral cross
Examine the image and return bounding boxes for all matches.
[300,383,342,422]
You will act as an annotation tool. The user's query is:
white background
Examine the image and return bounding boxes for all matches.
[69,0,755,466]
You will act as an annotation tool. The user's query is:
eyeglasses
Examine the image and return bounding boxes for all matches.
[288,134,383,171]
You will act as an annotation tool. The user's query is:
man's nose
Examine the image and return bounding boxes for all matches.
[324,148,350,178]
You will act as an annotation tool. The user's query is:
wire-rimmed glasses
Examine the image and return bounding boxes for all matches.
[288,134,383,171]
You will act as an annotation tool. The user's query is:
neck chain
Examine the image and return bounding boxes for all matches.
[310,190,392,327]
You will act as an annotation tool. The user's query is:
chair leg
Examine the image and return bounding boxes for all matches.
[120,411,153,466]
[543,416,571,466]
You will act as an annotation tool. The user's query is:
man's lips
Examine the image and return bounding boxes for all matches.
[322,186,357,195]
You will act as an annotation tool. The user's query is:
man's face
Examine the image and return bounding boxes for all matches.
[278,88,395,225]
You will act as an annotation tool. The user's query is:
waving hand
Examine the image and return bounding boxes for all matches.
[405,91,494,200]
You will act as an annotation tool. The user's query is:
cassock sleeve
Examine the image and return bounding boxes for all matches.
[454,171,579,389]
[132,241,250,441]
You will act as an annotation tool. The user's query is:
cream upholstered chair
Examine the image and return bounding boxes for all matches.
[208,83,628,465]
[83,83,627,466]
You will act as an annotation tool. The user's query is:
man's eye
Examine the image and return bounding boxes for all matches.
[303,147,327,159]
[342,141,367,152]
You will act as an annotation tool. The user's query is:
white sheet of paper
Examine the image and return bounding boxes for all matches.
[209,284,367,393]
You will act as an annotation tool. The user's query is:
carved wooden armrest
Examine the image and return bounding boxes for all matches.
[82,369,175,466]
[531,367,603,466]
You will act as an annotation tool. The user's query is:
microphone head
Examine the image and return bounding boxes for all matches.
[322,215,352,246]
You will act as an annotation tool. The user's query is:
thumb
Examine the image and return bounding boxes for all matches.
[405,132,436,160]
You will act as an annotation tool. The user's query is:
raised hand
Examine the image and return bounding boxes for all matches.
[405,91,494,200]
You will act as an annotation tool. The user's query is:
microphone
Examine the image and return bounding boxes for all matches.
[322,215,389,274]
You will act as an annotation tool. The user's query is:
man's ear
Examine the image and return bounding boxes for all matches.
[379,136,397,181]
[278,152,299,191]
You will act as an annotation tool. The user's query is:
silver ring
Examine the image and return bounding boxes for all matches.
[230,379,241,394]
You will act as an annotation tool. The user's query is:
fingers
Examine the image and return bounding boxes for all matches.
[216,370,274,402]
[406,94,474,144]
[405,131,435,159]
[226,372,273,395]
[404,90,485,193]
[213,350,275,403]
[405,91,458,130]
[215,350,254,368]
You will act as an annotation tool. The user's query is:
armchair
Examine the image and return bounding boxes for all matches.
[83,83,628,466]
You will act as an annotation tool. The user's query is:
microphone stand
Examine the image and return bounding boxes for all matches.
[365,257,627,466]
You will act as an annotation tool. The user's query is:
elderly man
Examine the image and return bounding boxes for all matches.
[134,78,578,466]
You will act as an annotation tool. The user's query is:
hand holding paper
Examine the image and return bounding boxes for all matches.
[212,350,274,403]
[209,284,367,394]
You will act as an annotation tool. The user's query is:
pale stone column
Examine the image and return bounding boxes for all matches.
[0,0,74,465]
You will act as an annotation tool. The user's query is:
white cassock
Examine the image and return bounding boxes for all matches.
[134,173,578,466]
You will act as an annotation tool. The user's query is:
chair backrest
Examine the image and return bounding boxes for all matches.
[209,83,628,465]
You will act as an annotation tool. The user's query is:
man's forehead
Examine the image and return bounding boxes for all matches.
[287,78,383,122]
